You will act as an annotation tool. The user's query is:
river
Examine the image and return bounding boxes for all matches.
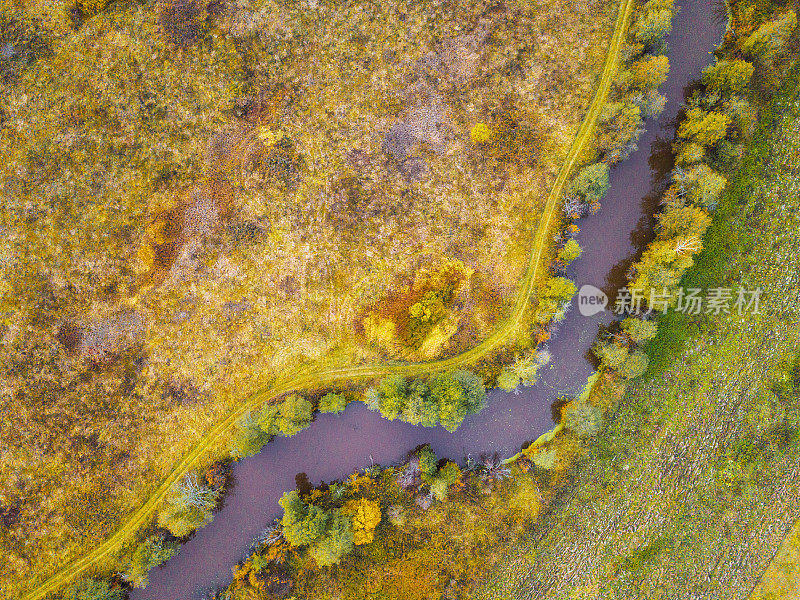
[133,1,725,597]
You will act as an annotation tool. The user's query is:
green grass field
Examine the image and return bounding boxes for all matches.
[475,62,800,600]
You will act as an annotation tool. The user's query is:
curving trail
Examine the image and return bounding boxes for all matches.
[23,1,635,598]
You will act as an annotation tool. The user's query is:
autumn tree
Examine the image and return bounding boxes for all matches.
[558,239,583,264]
[633,0,675,46]
[655,203,711,239]
[157,472,219,537]
[628,54,670,90]
[742,10,797,63]
[342,498,381,545]
[702,59,754,95]
[534,276,577,323]
[677,107,731,147]
[621,317,658,344]
[677,164,727,209]
[122,535,179,588]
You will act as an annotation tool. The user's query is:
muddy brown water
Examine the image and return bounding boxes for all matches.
[133,2,725,597]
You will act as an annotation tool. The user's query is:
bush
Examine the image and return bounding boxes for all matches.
[62,579,125,600]
[157,473,219,537]
[319,392,349,414]
[229,412,272,459]
[122,535,179,588]
[621,318,658,344]
[259,393,314,437]
[558,239,583,264]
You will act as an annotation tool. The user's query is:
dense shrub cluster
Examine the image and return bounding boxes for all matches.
[364,370,486,432]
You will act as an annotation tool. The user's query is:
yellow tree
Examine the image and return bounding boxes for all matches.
[342,498,382,545]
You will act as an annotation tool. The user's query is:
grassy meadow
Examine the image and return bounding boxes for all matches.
[0,0,622,596]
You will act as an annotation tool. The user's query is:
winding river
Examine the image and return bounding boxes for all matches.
[133,2,725,597]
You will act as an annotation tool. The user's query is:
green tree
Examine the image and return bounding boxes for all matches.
[401,384,439,427]
[308,512,355,567]
[702,59,754,95]
[229,411,271,459]
[429,372,470,432]
[260,393,314,436]
[621,317,658,344]
[429,461,461,501]
[62,579,125,600]
[319,392,349,414]
[157,473,219,537]
[568,163,610,203]
[558,239,583,264]
[742,10,797,63]
[364,375,407,420]
[453,369,487,414]
[677,107,731,147]
[279,490,330,547]
[122,535,179,588]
